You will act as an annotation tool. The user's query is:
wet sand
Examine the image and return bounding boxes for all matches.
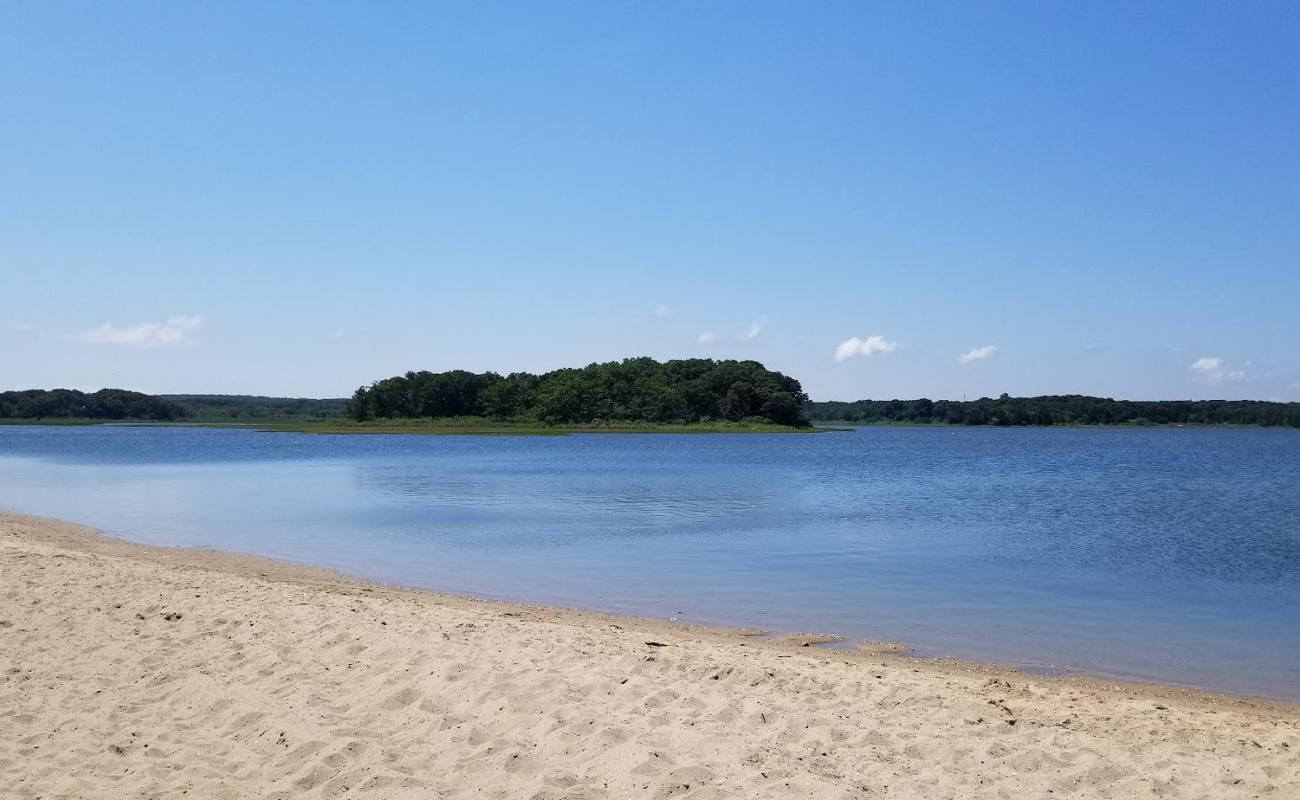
[2,510,1296,798]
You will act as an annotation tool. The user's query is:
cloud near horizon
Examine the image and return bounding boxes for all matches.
[697,331,717,346]
[1188,356,1245,385]
[834,335,897,362]
[81,315,203,348]
[739,317,765,340]
[959,345,998,364]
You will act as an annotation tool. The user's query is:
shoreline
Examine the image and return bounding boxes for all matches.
[4,509,1297,711]
[0,419,833,435]
[8,417,1300,433]
[3,510,1298,797]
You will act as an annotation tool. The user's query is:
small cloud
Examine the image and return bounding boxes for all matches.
[1188,356,1245,385]
[81,315,203,348]
[959,345,998,365]
[653,304,672,317]
[697,331,717,346]
[834,335,897,363]
[739,316,766,340]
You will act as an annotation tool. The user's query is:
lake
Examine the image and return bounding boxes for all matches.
[1,424,1297,699]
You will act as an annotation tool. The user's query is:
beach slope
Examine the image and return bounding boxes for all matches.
[1,511,1296,798]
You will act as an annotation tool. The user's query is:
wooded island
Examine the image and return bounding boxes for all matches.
[345,358,809,427]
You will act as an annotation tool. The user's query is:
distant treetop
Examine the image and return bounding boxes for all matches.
[805,395,1300,428]
[0,388,184,421]
[160,395,347,420]
[346,358,810,427]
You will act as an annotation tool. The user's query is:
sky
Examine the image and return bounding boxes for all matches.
[2,2,1298,401]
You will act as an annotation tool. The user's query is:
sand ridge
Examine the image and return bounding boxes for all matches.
[1,511,1296,798]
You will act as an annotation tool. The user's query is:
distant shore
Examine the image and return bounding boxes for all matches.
[2,510,1296,798]
[0,418,832,435]
[7,416,1300,434]
[809,419,1300,429]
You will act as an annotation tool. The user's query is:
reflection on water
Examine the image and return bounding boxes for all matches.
[1,424,1298,699]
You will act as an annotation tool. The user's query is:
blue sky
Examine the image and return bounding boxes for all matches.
[2,3,1297,401]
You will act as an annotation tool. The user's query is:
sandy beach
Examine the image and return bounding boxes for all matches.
[1,511,1296,799]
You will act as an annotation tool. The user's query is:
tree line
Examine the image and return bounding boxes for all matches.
[0,389,185,421]
[10,384,1294,429]
[346,358,810,426]
[160,395,348,420]
[804,394,1300,428]
[0,390,350,421]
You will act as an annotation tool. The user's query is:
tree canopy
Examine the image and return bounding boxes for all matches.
[0,389,185,421]
[0,391,351,422]
[346,358,810,427]
[805,394,1300,428]
[10,384,1293,429]
[161,395,348,420]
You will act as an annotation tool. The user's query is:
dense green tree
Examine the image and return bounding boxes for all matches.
[0,389,184,421]
[162,395,347,420]
[344,358,811,426]
[481,373,539,419]
[804,395,1300,428]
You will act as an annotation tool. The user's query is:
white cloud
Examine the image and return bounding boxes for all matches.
[739,317,766,340]
[653,304,672,316]
[697,331,717,346]
[958,345,998,365]
[1188,356,1245,385]
[834,335,897,362]
[81,315,203,348]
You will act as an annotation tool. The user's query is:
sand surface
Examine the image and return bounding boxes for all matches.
[1,511,1297,799]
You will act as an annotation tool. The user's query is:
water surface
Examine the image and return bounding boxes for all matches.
[2,424,1297,699]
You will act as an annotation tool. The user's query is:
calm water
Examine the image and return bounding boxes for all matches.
[2,424,1298,699]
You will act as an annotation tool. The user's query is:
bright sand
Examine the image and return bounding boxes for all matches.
[2,511,1296,799]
